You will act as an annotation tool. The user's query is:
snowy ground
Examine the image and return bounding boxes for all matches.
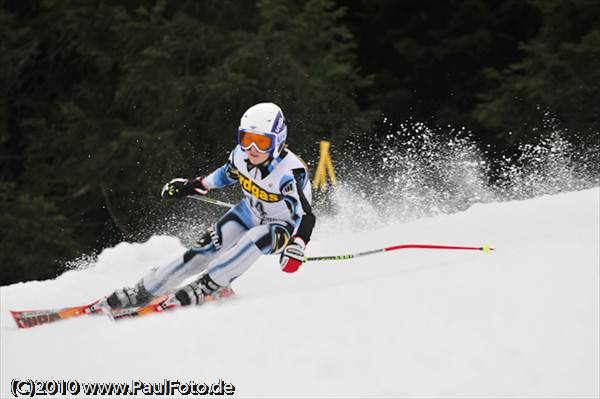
[1,188,599,398]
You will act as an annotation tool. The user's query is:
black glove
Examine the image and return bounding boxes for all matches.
[161,177,208,200]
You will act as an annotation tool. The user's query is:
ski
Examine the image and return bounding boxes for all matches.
[109,287,235,321]
[10,287,236,328]
[10,298,106,329]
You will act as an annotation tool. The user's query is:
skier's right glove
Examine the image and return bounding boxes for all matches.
[161,177,208,200]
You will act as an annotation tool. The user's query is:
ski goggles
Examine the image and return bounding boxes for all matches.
[238,129,277,153]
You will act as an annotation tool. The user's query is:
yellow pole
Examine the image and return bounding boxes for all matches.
[325,152,337,185]
[313,140,337,190]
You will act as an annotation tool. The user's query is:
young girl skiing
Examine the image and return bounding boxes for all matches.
[105,102,315,309]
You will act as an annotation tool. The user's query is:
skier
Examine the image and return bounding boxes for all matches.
[105,102,315,309]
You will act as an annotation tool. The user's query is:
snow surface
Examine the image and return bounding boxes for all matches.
[1,188,599,398]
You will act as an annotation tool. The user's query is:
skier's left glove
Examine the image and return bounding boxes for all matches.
[279,237,306,273]
[161,177,208,200]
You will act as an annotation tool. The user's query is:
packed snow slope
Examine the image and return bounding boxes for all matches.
[1,188,599,398]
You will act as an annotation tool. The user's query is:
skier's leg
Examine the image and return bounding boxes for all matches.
[175,222,292,305]
[107,201,258,308]
[141,220,243,294]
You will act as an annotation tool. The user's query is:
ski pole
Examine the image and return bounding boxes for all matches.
[305,244,494,262]
[190,195,235,209]
[185,198,495,260]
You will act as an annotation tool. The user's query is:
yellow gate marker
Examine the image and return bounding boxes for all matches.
[312,140,337,191]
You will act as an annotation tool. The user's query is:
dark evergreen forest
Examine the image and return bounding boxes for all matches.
[1,0,598,285]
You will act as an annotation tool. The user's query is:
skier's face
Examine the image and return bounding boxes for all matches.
[246,147,270,165]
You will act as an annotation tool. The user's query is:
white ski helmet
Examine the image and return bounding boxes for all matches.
[238,102,287,158]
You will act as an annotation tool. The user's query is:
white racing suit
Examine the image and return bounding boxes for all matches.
[141,146,315,295]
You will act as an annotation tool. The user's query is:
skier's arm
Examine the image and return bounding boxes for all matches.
[161,149,238,200]
[279,168,315,273]
[289,168,316,244]
[202,150,239,190]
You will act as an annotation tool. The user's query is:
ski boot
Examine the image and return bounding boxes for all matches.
[106,281,153,310]
[174,273,222,306]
